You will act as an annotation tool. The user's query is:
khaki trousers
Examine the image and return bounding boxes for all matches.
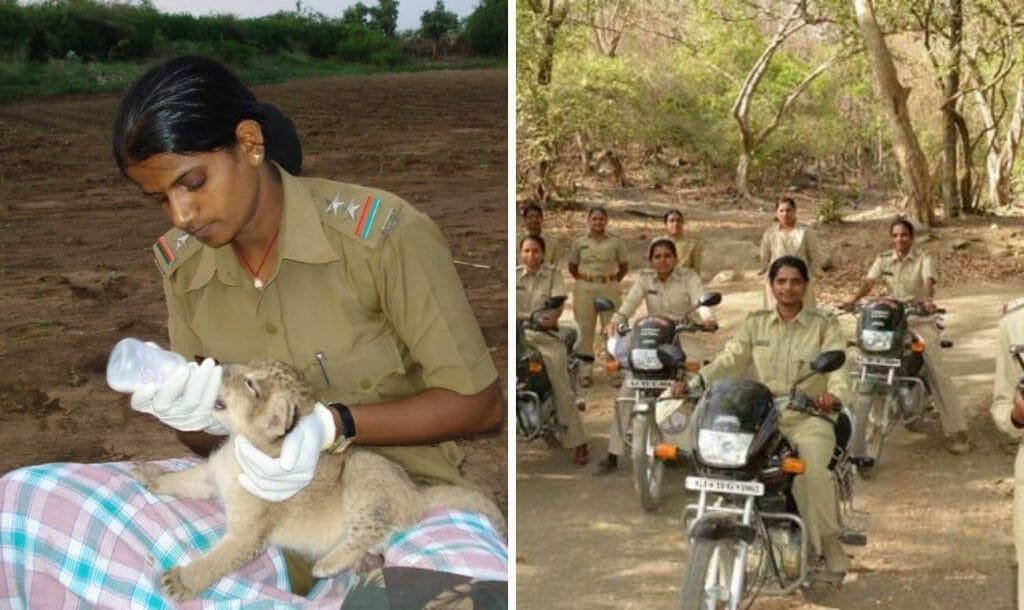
[573,279,621,378]
[778,408,840,557]
[525,329,586,448]
[607,335,704,457]
[910,319,968,435]
[1015,446,1024,607]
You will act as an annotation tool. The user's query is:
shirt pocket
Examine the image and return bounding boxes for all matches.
[306,333,407,404]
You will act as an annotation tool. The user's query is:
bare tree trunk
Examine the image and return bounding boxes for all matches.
[941,0,962,218]
[854,0,934,227]
[993,75,1024,207]
[527,0,569,203]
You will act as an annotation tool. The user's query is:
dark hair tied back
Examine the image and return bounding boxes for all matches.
[768,255,809,282]
[112,56,302,175]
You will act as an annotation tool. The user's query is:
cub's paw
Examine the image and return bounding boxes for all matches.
[312,556,355,579]
[161,566,199,602]
[358,552,384,574]
[130,463,164,492]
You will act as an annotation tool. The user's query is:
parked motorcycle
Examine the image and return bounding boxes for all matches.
[516,296,612,446]
[605,292,721,512]
[659,351,866,610]
[847,298,952,475]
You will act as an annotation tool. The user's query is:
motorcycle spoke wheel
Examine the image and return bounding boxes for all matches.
[860,394,888,476]
[681,539,733,610]
[632,414,665,512]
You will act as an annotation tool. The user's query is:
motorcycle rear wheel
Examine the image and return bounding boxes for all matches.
[632,414,665,512]
[680,538,732,610]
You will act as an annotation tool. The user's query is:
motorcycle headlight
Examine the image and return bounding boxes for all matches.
[697,429,754,467]
[630,348,662,371]
[859,329,895,352]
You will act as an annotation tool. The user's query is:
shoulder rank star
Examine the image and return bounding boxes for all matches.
[345,200,360,219]
[325,194,344,215]
[175,233,189,251]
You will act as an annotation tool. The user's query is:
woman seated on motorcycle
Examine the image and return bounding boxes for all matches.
[593,238,717,475]
[688,255,851,583]
[838,217,971,455]
[517,234,589,465]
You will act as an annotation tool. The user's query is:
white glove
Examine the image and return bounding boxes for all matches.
[234,402,337,502]
[129,357,226,434]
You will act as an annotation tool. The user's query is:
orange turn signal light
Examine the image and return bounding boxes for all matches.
[606,360,621,373]
[911,339,926,353]
[528,361,544,375]
[654,443,680,461]
[685,361,702,373]
[781,457,806,474]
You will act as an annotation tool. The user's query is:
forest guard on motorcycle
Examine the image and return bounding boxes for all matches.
[663,350,867,610]
[606,292,721,512]
[846,298,953,475]
[516,296,613,446]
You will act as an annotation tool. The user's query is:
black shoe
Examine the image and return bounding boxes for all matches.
[592,454,618,476]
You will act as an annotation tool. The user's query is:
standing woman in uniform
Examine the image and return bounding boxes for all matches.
[568,206,629,387]
[517,235,588,465]
[0,56,506,606]
[759,196,822,308]
[594,238,717,474]
[840,217,971,455]
[663,209,702,274]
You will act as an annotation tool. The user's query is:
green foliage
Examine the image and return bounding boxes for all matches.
[463,0,506,56]
[420,1,460,45]
[817,192,845,223]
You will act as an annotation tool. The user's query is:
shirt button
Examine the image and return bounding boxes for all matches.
[359,377,372,390]
[265,323,278,335]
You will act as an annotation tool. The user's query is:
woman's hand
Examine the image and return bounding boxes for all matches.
[603,322,619,336]
[815,392,841,412]
[130,358,226,433]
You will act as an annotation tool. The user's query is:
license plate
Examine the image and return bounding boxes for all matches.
[686,476,764,497]
[855,355,901,368]
[629,378,674,389]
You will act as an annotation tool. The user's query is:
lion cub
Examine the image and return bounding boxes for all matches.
[132,359,505,602]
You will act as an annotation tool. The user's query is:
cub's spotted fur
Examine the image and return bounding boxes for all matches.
[132,359,505,602]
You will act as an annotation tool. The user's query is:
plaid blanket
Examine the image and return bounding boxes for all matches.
[0,460,507,609]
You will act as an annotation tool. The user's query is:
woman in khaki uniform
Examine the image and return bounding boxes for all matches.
[840,217,970,455]
[517,235,588,465]
[663,209,702,274]
[696,256,851,583]
[759,196,822,308]
[594,239,717,474]
[0,56,505,606]
[568,206,629,386]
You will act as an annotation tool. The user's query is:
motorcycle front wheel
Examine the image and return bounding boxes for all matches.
[852,392,888,478]
[632,413,665,512]
[680,538,733,610]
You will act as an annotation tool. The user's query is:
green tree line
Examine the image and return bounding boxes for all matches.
[0,0,506,67]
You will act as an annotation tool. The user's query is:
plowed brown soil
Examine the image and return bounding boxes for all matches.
[0,69,507,506]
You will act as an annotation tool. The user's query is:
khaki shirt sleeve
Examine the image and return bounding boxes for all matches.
[616,238,629,265]
[684,271,714,322]
[568,238,582,266]
[614,277,646,324]
[165,281,205,361]
[804,229,822,274]
[379,212,497,395]
[866,255,883,281]
[992,316,1024,439]
[701,315,754,387]
[922,252,937,283]
[551,269,567,299]
[822,315,850,402]
[759,227,772,267]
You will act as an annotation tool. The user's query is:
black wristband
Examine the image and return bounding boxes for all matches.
[328,402,357,439]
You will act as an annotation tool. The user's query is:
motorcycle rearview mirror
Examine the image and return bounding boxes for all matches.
[656,344,685,368]
[593,297,616,312]
[810,350,846,373]
[697,292,722,308]
[789,350,846,396]
[542,295,567,309]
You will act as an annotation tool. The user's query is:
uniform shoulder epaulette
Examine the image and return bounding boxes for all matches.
[801,306,833,320]
[151,227,202,277]
[879,251,896,259]
[746,309,773,320]
[638,268,656,276]
[1003,297,1024,316]
[307,178,407,250]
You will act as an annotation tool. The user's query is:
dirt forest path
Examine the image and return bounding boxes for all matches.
[518,264,1024,609]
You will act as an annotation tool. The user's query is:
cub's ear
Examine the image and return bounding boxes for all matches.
[264,393,296,438]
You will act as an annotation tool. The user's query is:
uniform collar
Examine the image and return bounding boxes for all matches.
[519,264,545,278]
[892,247,917,262]
[187,164,340,292]
[768,305,810,326]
